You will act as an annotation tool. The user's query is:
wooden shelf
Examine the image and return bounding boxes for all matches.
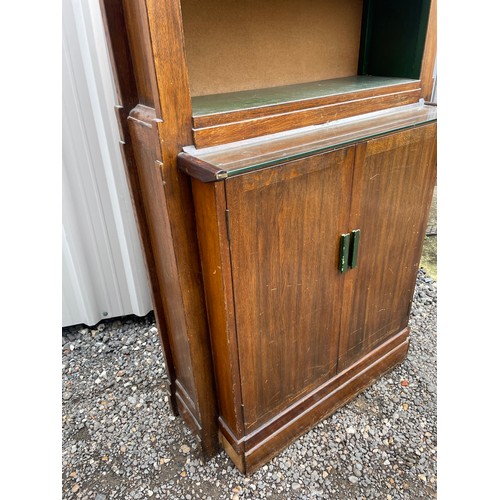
[190,77,422,148]
[180,102,437,181]
[192,76,417,118]
[183,0,433,149]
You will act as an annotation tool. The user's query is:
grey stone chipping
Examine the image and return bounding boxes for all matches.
[62,268,437,499]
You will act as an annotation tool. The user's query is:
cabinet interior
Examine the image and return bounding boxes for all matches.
[180,0,431,117]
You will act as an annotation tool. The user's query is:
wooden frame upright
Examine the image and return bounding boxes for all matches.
[99,0,218,456]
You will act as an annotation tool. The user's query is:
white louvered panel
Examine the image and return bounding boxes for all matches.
[62,0,152,327]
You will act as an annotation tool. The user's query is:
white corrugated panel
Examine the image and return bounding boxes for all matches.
[62,0,152,327]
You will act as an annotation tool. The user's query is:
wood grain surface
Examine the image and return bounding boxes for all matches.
[242,330,409,473]
[419,0,437,101]
[143,0,219,457]
[338,123,437,370]
[101,0,219,457]
[101,0,438,472]
[192,80,420,129]
[225,148,355,432]
[188,124,436,472]
[121,0,161,109]
[191,180,245,441]
[193,89,420,148]
[99,0,178,414]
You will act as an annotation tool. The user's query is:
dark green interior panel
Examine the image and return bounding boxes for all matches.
[358,0,431,79]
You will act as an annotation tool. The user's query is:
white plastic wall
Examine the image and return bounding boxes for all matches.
[62,0,152,327]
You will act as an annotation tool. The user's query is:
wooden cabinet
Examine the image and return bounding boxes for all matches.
[99,0,436,474]
[181,120,436,473]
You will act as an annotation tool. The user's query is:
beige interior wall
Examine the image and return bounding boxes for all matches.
[180,0,364,97]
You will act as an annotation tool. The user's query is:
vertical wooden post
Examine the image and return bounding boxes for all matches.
[98,0,178,415]
[420,0,437,101]
[99,0,219,456]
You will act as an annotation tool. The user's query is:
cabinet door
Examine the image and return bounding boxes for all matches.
[225,147,355,432]
[338,124,437,370]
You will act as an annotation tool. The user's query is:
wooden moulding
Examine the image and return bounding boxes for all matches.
[192,87,421,148]
[175,379,202,434]
[177,153,228,182]
[221,328,410,475]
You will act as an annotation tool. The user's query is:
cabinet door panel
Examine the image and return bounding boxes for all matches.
[339,124,436,370]
[225,148,354,431]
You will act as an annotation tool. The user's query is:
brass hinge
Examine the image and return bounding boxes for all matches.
[156,160,166,186]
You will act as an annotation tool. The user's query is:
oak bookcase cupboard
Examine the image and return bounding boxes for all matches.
[99,0,437,474]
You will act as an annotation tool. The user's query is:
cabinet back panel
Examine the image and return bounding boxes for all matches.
[225,148,354,431]
[180,0,363,96]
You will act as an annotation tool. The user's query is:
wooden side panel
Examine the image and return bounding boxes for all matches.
[142,0,219,455]
[101,0,218,456]
[98,0,177,413]
[122,0,161,109]
[419,0,437,101]
[128,109,197,400]
[98,0,137,113]
[191,180,245,442]
[225,148,355,432]
[338,123,437,370]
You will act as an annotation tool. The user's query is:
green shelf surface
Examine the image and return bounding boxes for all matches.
[191,75,418,117]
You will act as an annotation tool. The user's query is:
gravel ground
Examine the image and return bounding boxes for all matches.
[62,268,437,499]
